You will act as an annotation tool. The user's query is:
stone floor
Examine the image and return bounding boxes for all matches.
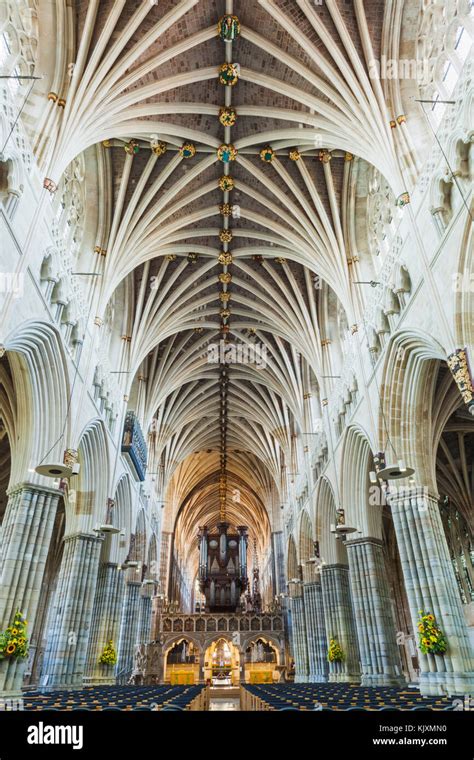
[208,687,241,711]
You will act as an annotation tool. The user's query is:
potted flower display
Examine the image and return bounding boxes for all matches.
[0,610,29,661]
[417,610,447,655]
[99,640,117,666]
[327,637,344,663]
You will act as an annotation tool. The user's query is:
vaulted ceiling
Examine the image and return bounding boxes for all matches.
[44,0,411,561]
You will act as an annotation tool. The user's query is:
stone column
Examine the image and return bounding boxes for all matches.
[0,484,60,694]
[84,562,124,684]
[289,591,309,682]
[237,649,245,686]
[136,592,153,646]
[303,580,329,682]
[346,537,404,686]
[199,649,206,685]
[389,487,474,695]
[321,564,361,682]
[145,642,164,685]
[271,531,285,595]
[115,580,141,681]
[40,532,103,689]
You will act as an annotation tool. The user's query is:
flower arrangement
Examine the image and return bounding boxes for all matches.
[99,640,117,666]
[417,610,447,655]
[327,638,344,663]
[0,610,29,661]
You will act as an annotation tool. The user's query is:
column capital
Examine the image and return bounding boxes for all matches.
[6,481,62,498]
[63,531,104,545]
[303,578,322,588]
[321,563,349,572]
[345,536,383,549]
[386,486,439,507]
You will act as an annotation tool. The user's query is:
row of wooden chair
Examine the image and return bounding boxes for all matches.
[22,684,205,711]
[241,683,454,711]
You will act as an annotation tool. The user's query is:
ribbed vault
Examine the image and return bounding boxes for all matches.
[38,0,416,590]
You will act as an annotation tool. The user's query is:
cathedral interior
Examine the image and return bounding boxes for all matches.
[0,0,473,735]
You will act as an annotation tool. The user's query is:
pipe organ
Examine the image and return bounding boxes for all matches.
[198,523,248,612]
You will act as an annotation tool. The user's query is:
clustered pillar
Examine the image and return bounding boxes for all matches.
[0,485,61,694]
[136,591,153,647]
[287,490,474,696]
[346,538,404,686]
[289,590,309,682]
[40,533,103,689]
[321,564,361,683]
[115,579,142,681]
[85,562,124,683]
[389,488,474,695]
[303,579,329,682]
[3,482,472,697]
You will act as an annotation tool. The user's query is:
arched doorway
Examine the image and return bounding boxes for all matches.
[204,638,240,686]
[244,637,279,684]
[164,638,199,684]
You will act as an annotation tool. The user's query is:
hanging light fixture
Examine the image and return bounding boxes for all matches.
[93,524,121,534]
[35,448,80,479]
[376,459,415,481]
[330,507,357,540]
[334,523,357,540]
